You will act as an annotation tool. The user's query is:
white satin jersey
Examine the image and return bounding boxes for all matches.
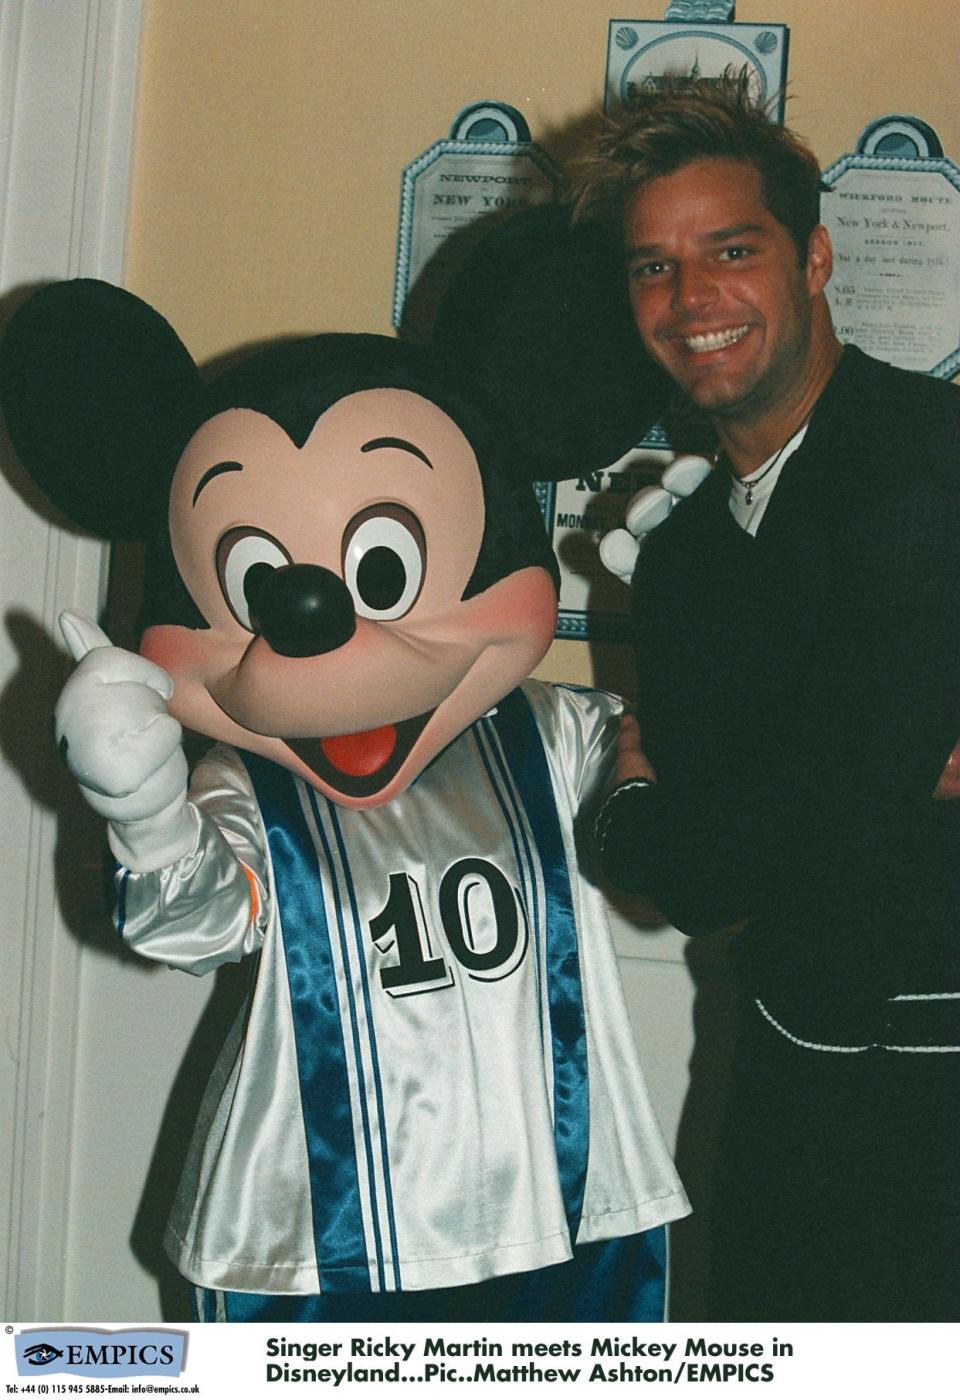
[117,680,689,1295]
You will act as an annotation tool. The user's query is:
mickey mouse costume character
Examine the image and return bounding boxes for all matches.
[0,210,688,1322]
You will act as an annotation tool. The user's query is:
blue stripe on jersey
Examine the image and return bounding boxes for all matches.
[491,689,590,1241]
[474,720,544,1031]
[239,751,371,1293]
[302,791,389,1292]
[116,868,129,938]
[325,800,403,1291]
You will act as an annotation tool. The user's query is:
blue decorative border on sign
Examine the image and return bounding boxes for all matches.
[823,154,960,181]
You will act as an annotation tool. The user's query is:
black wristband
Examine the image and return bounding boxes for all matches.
[594,776,656,851]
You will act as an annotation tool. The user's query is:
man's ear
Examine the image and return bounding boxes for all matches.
[0,279,202,540]
[805,224,833,298]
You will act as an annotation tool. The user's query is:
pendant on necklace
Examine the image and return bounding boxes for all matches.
[745,485,754,505]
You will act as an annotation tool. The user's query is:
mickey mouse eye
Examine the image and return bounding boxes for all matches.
[216,527,292,631]
[342,504,426,621]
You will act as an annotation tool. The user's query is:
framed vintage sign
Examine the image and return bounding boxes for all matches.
[822,116,960,379]
[392,102,563,335]
[604,7,789,120]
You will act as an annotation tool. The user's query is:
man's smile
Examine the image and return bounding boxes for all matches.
[680,323,751,354]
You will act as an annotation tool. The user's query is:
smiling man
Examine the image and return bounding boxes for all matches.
[624,157,838,456]
[580,76,960,1322]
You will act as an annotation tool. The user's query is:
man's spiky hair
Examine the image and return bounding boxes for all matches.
[572,69,824,262]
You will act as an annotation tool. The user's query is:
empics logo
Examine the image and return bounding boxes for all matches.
[14,1329,187,1379]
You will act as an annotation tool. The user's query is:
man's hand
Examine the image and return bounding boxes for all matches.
[613,711,657,789]
[933,738,960,800]
[55,611,194,868]
[599,454,713,582]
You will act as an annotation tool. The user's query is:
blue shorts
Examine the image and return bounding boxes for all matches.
[191,1228,666,1323]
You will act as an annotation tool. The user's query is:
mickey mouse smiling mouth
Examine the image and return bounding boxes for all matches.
[285,709,434,799]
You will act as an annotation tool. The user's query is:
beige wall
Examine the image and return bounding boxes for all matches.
[125,0,959,689]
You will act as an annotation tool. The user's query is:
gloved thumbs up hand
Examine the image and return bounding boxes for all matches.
[55,611,195,870]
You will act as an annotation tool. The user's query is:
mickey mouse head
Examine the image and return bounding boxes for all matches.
[0,207,666,807]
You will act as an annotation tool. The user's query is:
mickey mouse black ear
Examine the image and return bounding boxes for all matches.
[0,279,201,540]
[431,202,669,482]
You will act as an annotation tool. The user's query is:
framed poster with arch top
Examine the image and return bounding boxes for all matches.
[822,116,960,380]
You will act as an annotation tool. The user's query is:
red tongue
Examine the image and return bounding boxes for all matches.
[320,725,397,777]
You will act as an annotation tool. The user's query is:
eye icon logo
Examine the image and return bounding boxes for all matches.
[22,1343,65,1366]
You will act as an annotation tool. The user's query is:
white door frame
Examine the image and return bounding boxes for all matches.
[0,0,142,1321]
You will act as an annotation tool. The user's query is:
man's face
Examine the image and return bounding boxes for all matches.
[624,157,831,423]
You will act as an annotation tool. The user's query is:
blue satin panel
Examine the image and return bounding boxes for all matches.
[241,752,371,1293]
[116,868,129,937]
[491,689,589,1241]
[474,721,545,1032]
[324,800,403,1290]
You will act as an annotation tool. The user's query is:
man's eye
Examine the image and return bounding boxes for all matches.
[631,260,668,281]
[719,246,752,261]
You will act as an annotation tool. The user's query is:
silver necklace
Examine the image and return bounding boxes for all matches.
[724,421,809,505]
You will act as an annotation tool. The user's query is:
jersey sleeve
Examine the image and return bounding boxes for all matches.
[115,744,270,977]
[522,682,624,812]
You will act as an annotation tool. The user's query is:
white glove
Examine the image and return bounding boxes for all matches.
[599,454,714,582]
[55,611,196,871]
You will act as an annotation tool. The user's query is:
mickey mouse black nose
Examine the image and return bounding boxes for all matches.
[246,562,356,657]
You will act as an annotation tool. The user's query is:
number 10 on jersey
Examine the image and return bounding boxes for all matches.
[369,859,530,996]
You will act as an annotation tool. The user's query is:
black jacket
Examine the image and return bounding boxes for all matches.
[599,346,960,1045]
